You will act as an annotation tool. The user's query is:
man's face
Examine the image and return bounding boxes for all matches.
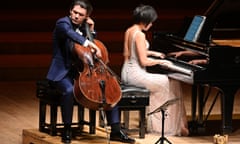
[70,5,88,25]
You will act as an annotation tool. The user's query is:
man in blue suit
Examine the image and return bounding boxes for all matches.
[46,0,135,143]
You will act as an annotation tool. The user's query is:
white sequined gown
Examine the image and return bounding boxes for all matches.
[121,30,186,136]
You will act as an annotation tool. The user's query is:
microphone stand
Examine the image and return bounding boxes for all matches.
[147,98,180,144]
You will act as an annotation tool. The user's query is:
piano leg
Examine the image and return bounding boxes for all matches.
[219,85,238,134]
[191,84,197,123]
[189,84,197,134]
[189,84,206,134]
[190,84,238,135]
[198,85,205,125]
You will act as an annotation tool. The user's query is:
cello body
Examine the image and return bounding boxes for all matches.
[73,39,122,110]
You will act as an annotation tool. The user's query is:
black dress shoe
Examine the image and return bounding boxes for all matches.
[110,130,135,143]
[62,125,72,143]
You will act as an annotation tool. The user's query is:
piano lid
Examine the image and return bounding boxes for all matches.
[151,0,240,55]
[198,0,240,43]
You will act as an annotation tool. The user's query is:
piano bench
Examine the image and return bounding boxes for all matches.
[100,85,150,138]
[36,80,96,136]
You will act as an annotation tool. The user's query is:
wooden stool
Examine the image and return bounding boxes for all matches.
[118,85,150,138]
[99,84,150,138]
[36,80,96,136]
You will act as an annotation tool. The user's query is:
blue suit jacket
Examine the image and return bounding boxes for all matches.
[46,16,88,81]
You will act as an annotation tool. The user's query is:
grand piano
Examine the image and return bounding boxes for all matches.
[148,0,240,134]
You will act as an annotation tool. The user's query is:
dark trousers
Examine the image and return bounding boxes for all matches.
[53,76,120,125]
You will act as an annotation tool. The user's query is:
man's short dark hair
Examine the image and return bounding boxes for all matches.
[70,0,93,15]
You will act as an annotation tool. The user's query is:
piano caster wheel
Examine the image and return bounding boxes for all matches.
[222,126,233,135]
[188,121,206,136]
[189,127,206,136]
[197,127,206,135]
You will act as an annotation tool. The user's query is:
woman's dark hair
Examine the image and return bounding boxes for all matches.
[70,0,93,15]
[133,5,158,25]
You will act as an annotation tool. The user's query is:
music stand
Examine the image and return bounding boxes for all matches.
[147,98,180,144]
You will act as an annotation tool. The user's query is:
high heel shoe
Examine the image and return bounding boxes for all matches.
[181,127,189,136]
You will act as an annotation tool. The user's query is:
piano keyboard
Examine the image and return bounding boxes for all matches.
[160,57,204,75]
[150,57,206,84]
[168,72,193,84]
[166,64,193,76]
[166,56,204,70]
[159,57,206,84]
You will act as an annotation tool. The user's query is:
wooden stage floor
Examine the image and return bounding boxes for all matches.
[22,127,240,144]
[0,81,240,144]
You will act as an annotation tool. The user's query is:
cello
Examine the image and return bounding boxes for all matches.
[72,22,122,110]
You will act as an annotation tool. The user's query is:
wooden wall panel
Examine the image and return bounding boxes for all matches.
[0,0,223,81]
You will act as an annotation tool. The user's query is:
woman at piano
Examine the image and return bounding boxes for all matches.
[121,4,189,136]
